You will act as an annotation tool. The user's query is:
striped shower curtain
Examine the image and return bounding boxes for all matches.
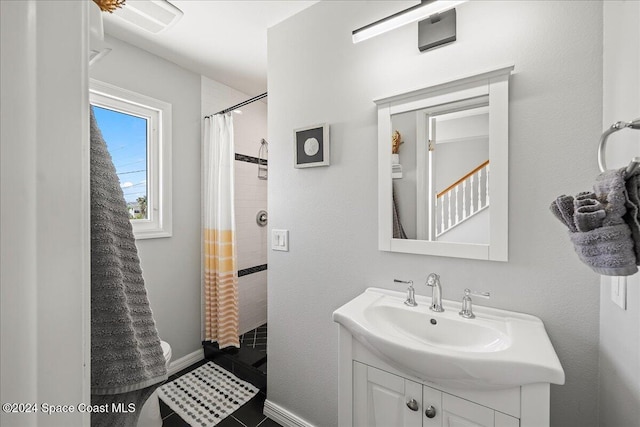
[203,113,240,349]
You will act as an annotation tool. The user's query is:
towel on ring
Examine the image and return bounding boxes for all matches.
[550,167,639,276]
[90,108,167,427]
[573,197,606,232]
[594,168,628,226]
[549,195,577,232]
[624,169,640,261]
[568,224,637,276]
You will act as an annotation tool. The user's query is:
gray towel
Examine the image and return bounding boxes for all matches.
[574,198,606,232]
[550,167,639,275]
[392,184,408,239]
[568,224,638,276]
[624,169,640,261]
[90,108,167,426]
[550,200,570,229]
[594,168,628,226]
[574,191,597,207]
[549,195,577,232]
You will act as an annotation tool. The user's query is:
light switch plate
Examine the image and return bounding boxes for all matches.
[611,276,627,310]
[272,229,289,252]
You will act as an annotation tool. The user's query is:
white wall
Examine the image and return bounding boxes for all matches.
[91,35,202,361]
[201,77,268,335]
[436,139,488,193]
[1,1,90,425]
[268,1,602,426]
[439,208,489,245]
[599,2,640,426]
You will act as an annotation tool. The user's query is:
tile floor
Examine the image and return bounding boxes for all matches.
[239,324,267,354]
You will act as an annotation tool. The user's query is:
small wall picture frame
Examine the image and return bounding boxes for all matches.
[294,123,330,168]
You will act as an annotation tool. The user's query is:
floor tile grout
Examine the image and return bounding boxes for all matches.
[231,414,249,427]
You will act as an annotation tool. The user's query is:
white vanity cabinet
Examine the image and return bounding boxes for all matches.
[338,324,554,427]
[353,362,422,427]
[353,362,519,427]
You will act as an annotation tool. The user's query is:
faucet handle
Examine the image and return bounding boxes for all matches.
[459,289,490,319]
[464,288,490,298]
[395,279,417,307]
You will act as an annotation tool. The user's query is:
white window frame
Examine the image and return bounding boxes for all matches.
[90,79,172,239]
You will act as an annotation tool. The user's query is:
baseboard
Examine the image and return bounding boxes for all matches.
[168,348,204,376]
[263,399,315,427]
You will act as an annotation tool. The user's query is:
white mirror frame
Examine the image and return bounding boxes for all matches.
[376,64,514,261]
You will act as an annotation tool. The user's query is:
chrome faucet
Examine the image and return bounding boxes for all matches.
[459,288,490,319]
[394,279,417,307]
[426,273,444,312]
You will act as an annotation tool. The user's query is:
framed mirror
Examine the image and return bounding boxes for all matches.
[376,65,513,261]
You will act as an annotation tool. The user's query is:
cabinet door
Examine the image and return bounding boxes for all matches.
[353,363,423,427]
[441,393,495,427]
[423,385,443,426]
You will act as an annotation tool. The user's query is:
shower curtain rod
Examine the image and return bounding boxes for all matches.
[204,92,268,119]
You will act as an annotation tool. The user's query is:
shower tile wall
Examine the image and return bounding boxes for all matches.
[201,76,268,335]
[235,157,268,334]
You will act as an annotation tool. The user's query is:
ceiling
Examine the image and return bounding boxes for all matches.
[103,1,318,96]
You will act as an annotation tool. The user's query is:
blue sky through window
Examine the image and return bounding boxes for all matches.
[92,106,148,209]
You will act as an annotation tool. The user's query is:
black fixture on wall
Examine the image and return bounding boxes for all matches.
[418,8,457,51]
[352,0,464,52]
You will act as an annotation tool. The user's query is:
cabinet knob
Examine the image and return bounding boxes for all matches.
[425,405,436,418]
[406,399,419,411]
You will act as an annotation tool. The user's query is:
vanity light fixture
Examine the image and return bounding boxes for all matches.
[352,0,467,51]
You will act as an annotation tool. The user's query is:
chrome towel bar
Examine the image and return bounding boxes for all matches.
[598,118,640,173]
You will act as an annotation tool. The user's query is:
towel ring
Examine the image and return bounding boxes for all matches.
[597,118,640,172]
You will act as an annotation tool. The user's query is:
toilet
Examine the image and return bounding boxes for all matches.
[137,340,172,427]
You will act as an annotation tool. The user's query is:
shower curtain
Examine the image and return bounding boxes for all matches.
[203,114,240,349]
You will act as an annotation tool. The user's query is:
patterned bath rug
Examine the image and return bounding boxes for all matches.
[158,362,259,427]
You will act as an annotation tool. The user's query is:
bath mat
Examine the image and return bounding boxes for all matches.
[158,362,258,427]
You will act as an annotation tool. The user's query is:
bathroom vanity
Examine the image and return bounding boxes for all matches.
[333,288,564,427]
[352,361,523,427]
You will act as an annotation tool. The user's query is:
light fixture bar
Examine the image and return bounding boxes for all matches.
[352,0,467,43]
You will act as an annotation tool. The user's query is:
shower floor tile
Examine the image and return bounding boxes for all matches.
[240,323,268,352]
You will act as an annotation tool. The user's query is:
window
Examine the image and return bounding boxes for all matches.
[93,105,149,219]
[90,79,172,239]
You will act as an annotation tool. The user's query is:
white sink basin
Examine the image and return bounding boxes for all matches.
[366,304,511,353]
[333,287,565,389]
